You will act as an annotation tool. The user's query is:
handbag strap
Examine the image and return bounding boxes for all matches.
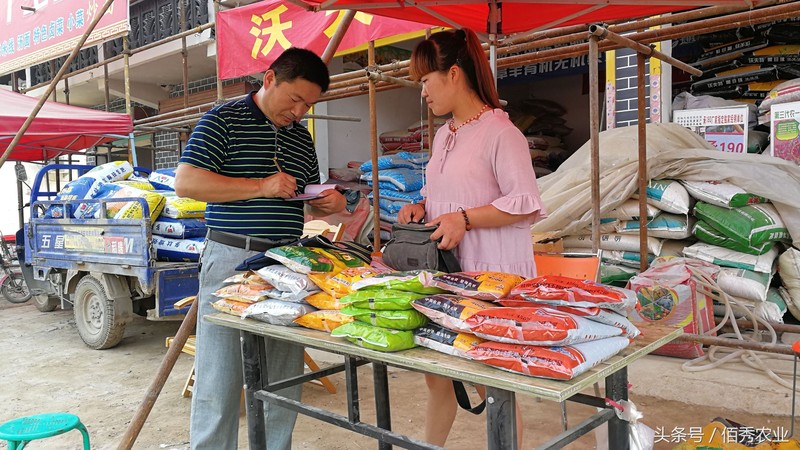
[452,380,486,415]
[440,248,462,273]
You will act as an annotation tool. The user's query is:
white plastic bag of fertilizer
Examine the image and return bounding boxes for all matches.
[153,236,205,262]
[255,264,320,295]
[242,300,316,326]
[152,217,207,239]
[615,213,695,239]
[681,180,769,208]
[86,161,134,183]
[599,250,655,269]
[779,248,800,320]
[466,336,629,380]
[73,183,122,219]
[717,267,772,302]
[603,199,661,221]
[148,168,177,191]
[562,233,663,256]
[683,242,779,274]
[693,202,790,247]
[634,179,691,214]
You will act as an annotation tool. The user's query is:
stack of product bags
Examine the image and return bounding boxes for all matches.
[411,271,638,380]
[329,270,441,352]
[147,168,208,262]
[560,177,792,324]
[560,179,696,287]
[682,180,790,323]
[359,152,428,224]
[378,119,445,155]
[210,267,315,324]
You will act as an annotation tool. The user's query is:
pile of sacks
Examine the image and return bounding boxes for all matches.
[358,152,428,224]
[560,178,794,327]
[146,168,207,263]
[379,119,445,155]
[44,162,207,263]
[210,237,642,381]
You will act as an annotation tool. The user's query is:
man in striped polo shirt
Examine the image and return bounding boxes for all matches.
[175,48,345,449]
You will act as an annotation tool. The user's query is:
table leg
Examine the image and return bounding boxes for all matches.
[241,331,267,449]
[606,366,629,450]
[486,387,517,450]
[373,363,392,450]
[345,356,361,423]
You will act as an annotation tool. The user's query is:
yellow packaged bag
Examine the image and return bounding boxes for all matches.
[308,267,389,298]
[305,291,347,310]
[294,310,354,332]
[430,271,526,300]
[104,186,166,220]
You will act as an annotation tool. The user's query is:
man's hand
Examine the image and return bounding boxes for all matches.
[307,189,346,215]
[398,203,425,224]
[259,173,298,199]
[427,212,467,250]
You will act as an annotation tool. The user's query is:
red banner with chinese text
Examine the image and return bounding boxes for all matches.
[217,0,430,80]
[0,0,130,76]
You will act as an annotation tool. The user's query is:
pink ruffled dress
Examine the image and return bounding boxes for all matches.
[422,108,547,278]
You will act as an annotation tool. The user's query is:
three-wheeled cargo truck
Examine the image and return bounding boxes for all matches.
[19,164,199,349]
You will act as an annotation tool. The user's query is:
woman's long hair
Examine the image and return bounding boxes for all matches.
[410,28,501,109]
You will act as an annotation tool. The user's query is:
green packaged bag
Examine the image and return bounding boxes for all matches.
[341,306,429,330]
[341,288,424,310]
[693,202,790,247]
[350,270,447,294]
[331,321,416,352]
[693,220,775,255]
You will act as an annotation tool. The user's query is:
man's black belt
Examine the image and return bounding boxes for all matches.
[206,229,290,252]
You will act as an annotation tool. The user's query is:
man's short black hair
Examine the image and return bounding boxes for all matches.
[269,48,330,93]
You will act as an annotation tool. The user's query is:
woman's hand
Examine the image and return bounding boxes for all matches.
[427,212,467,250]
[398,203,426,224]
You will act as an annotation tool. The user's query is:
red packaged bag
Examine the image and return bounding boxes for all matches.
[510,275,636,314]
[465,306,622,346]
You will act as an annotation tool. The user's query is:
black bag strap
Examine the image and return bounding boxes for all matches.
[440,249,462,273]
[452,380,486,415]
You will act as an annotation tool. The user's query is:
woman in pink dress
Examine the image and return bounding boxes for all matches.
[398,28,547,446]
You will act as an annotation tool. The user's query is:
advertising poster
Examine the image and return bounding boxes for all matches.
[771,101,800,165]
[673,106,750,153]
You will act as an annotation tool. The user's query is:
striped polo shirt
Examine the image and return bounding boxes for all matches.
[179,92,320,239]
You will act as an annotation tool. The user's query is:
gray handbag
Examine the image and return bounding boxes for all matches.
[382,223,461,273]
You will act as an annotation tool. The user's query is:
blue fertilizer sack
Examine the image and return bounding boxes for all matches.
[369,190,424,204]
[149,168,177,191]
[153,236,205,262]
[152,217,207,239]
[361,168,425,192]
[359,152,430,172]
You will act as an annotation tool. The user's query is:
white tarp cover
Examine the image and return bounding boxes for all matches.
[532,123,800,249]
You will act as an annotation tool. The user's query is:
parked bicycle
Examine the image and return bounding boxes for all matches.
[1,231,31,304]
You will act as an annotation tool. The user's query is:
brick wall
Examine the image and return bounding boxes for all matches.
[613,47,651,128]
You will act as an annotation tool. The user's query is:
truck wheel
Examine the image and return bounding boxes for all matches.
[32,293,59,312]
[74,275,128,350]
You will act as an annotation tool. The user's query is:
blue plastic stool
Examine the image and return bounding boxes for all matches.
[0,413,90,449]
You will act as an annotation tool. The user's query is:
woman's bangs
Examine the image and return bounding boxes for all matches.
[410,42,439,81]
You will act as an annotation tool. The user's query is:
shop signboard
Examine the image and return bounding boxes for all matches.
[673,106,749,153]
[770,101,800,165]
[0,0,130,76]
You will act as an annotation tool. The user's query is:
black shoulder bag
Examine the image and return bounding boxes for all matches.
[381,223,461,273]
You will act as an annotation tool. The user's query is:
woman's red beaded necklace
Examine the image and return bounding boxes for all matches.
[448,104,490,133]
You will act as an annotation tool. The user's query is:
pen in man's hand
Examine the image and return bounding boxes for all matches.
[273,156,282,172]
